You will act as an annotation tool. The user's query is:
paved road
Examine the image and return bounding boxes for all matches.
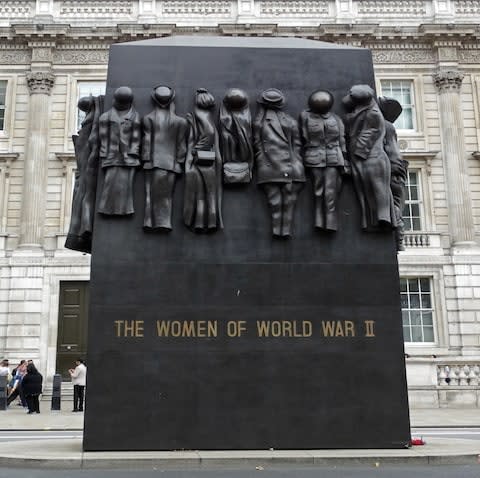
[1,465,480,477]
[2,427,480,443]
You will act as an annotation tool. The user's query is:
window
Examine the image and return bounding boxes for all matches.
[380,80,415,130]
[402,170,423,231]
[401,277,434,343]
[0,80,6,131]
[76,81,106,131]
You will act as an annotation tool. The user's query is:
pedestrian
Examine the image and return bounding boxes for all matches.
[22,363,43,414]
[7,360,27,408]
[0,359,10,402]
[0,359,9,377]
[69,358,87,412]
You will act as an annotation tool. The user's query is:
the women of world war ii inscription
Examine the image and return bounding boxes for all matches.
[78,37,411,451]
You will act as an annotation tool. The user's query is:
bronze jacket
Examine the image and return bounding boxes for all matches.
[300,111,346,167]
[99,106,141,168]
[347,101,386,162]
[142,108,188,173]
[253,109,305,185]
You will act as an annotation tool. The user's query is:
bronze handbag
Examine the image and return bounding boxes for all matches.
[195,149,216,166]
[223,162,251,184]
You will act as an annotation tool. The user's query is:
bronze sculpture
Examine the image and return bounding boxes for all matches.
[219,88,253,184]
[65,94,104,253]
[142,86,188,230]
[98,86,141,216]
[378,96,409,251]
[183,88,223,231]
[300,90,347,231]
[343,85,396,230]
[253,88,305,237]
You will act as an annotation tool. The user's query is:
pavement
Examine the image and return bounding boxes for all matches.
[0,402,480,468]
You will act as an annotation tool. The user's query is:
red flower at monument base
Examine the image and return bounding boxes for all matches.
[410,437,426,446]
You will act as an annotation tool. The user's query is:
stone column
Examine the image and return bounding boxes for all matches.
[18,70,55,249]
[433,69,477,248]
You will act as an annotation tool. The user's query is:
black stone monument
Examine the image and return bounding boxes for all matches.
[83,37,411,451]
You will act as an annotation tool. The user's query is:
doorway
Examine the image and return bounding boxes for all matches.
[56,281,89,380]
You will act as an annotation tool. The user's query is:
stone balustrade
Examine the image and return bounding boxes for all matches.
[437,363,480,386]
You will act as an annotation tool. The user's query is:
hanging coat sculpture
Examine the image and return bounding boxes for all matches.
[142,85,188,230]
[183,88,223,231]
[98,86,141,216]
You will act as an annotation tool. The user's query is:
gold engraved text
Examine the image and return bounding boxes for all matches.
[364,320,376,337]
[114,320,144,337]
[156,320,218,337]
[256,320,312,337]
[321,320,356,337]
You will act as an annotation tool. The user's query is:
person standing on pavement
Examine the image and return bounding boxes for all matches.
[0,359,10,401]
[7,360,27,407]
[22,363,43,414]
[69,358,86,412]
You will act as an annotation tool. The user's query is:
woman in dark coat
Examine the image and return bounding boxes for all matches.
[183,88,223,231]
[22,364,43,414]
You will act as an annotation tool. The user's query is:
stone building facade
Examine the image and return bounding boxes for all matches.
[0,0,480,407]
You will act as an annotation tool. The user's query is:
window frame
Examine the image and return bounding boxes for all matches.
[376,75,424,137]
[403,169,425,232]
[75,80,106,132]
[65,76,107,151]
[400,268,449,354]
[0,76,17,142]
[401,276,435,344]
[401,153,437,233]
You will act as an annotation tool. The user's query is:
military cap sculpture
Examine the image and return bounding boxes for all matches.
[300,90,347,231]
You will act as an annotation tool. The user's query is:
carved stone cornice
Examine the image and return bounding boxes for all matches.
[433,69,465,92]
[372,49,435,64]
[29,41,55,63]
[0,47,31,64]
[26,71,55,95]
[53,48,109,65]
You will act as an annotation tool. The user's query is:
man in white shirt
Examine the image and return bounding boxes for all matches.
[68,358,87,412]
[0,359,9,377]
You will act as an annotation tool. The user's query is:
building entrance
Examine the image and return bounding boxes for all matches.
[56,281,89,380]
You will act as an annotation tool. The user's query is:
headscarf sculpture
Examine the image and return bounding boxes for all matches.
[65,94,104,253]
[183,88,223,231]
[98,86,141,216]
[300,90,347,231]
[253,88,305,237]
[219,88,253,184]
[142,86,188,230]
[378,96,409,251]
[343,85,396,231]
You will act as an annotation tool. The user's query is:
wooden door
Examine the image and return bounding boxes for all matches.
[56,281,89,380]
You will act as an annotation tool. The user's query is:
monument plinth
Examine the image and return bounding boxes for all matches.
[82,37,411,451]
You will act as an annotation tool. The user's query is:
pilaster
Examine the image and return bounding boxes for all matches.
[18,42,55,250]
[433,66,477,250]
